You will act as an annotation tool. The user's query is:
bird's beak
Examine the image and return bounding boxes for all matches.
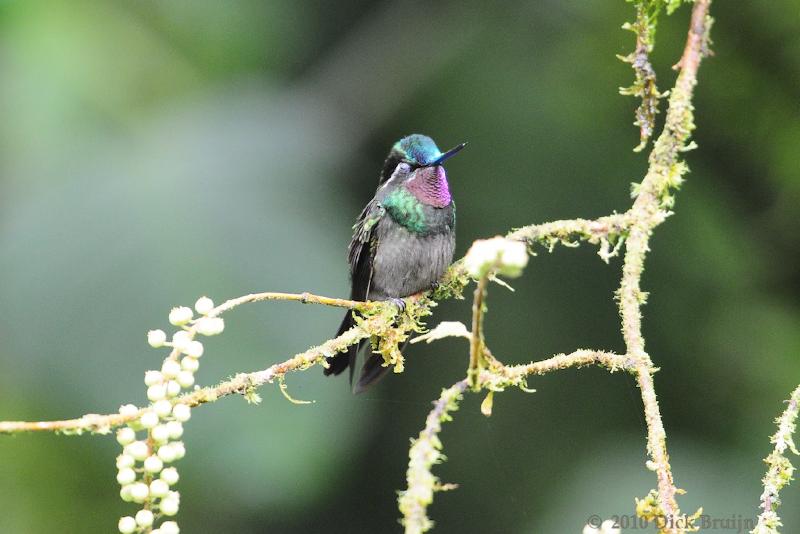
[431,142,467,165]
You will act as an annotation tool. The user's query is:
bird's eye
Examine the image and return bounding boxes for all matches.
[395,162,412,175]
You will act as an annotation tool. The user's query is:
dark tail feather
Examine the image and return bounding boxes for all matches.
[326,312,408,394]
[353,340,409,394]
[353,353,392,394]
[324,312,359,378]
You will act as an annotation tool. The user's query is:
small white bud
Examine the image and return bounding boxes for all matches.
[160,495,180,516]
[144,455,164,473]
[150,479,170,498]
[160,520,180,534]
[195,316,224,336]
[144,370,164,387]
[119,404,139,417]
[140,411,159,429]
[498,240,529,276]
[463,236,529,278]
[161,359,181,379]
[171,441,186,460]
[195,296,214,315]
[181,356,200,372]
[151,424,171,443]
[116,467,136,486]
[583,525,601,534]
[168,306,193,326]
[157,444,178,463]
[153,399,173,418]
[171,330,192,352]
[119,484,134,502]
[116,454,135,469]
[176,371,195,388]
[135,509,154,527]
[160,467,179,485]
[116,427,136,446]
[126,441,149,461]
[166,421,184,440]
[129,482,149,503]
[172,403,191,422]
[118,516,137,533]
[147,383,167,402]
[148,329,167,348]
[166,380,181,397]
[185,340,204,358]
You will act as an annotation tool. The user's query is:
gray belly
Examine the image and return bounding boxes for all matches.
[370,222,455,300]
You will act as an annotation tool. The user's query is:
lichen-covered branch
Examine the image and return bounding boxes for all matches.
[0,325,371,435]
[617,2,713,530]
[752,384,800,534]
[0,290,382,435]
[398,349,632,533]
[507,213,633,263]
[398,379,469,534]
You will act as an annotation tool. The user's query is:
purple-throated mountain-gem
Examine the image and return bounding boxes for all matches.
[325,134,465,392]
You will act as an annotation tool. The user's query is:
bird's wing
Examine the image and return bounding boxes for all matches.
[347,199,385,300]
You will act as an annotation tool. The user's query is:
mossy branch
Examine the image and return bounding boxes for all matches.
[751,384,800,534]
[0,291,380,435]
[399,350,633,534]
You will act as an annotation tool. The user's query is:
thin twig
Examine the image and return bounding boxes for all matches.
[467,275,489,389]
[207,291,376,317]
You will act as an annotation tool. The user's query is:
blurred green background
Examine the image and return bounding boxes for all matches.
[1,1,798,532]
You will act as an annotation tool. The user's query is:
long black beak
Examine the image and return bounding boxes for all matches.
[431,142,467,165]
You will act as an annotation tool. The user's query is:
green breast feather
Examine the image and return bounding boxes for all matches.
[382,188,428,234]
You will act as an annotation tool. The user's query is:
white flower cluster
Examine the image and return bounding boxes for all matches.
[463,236,529,279]
[117,296,223,533]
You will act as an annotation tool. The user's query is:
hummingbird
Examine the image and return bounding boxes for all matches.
[325,134,466,393]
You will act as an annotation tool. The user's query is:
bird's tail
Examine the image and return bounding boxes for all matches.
[324,310,397,393]
[353,352,394,394]
[324,312,358,379]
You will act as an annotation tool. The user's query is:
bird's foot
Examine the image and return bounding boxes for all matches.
[387,297,406,313]
[430,281,440,292]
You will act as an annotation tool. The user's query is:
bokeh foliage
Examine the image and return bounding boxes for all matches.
[0,1,798,532]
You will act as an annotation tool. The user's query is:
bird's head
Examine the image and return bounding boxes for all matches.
[379,134,465,183]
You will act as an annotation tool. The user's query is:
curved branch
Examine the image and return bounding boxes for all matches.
[399,349,631,532]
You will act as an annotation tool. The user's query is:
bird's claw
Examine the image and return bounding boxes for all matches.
[388,298,406,313]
